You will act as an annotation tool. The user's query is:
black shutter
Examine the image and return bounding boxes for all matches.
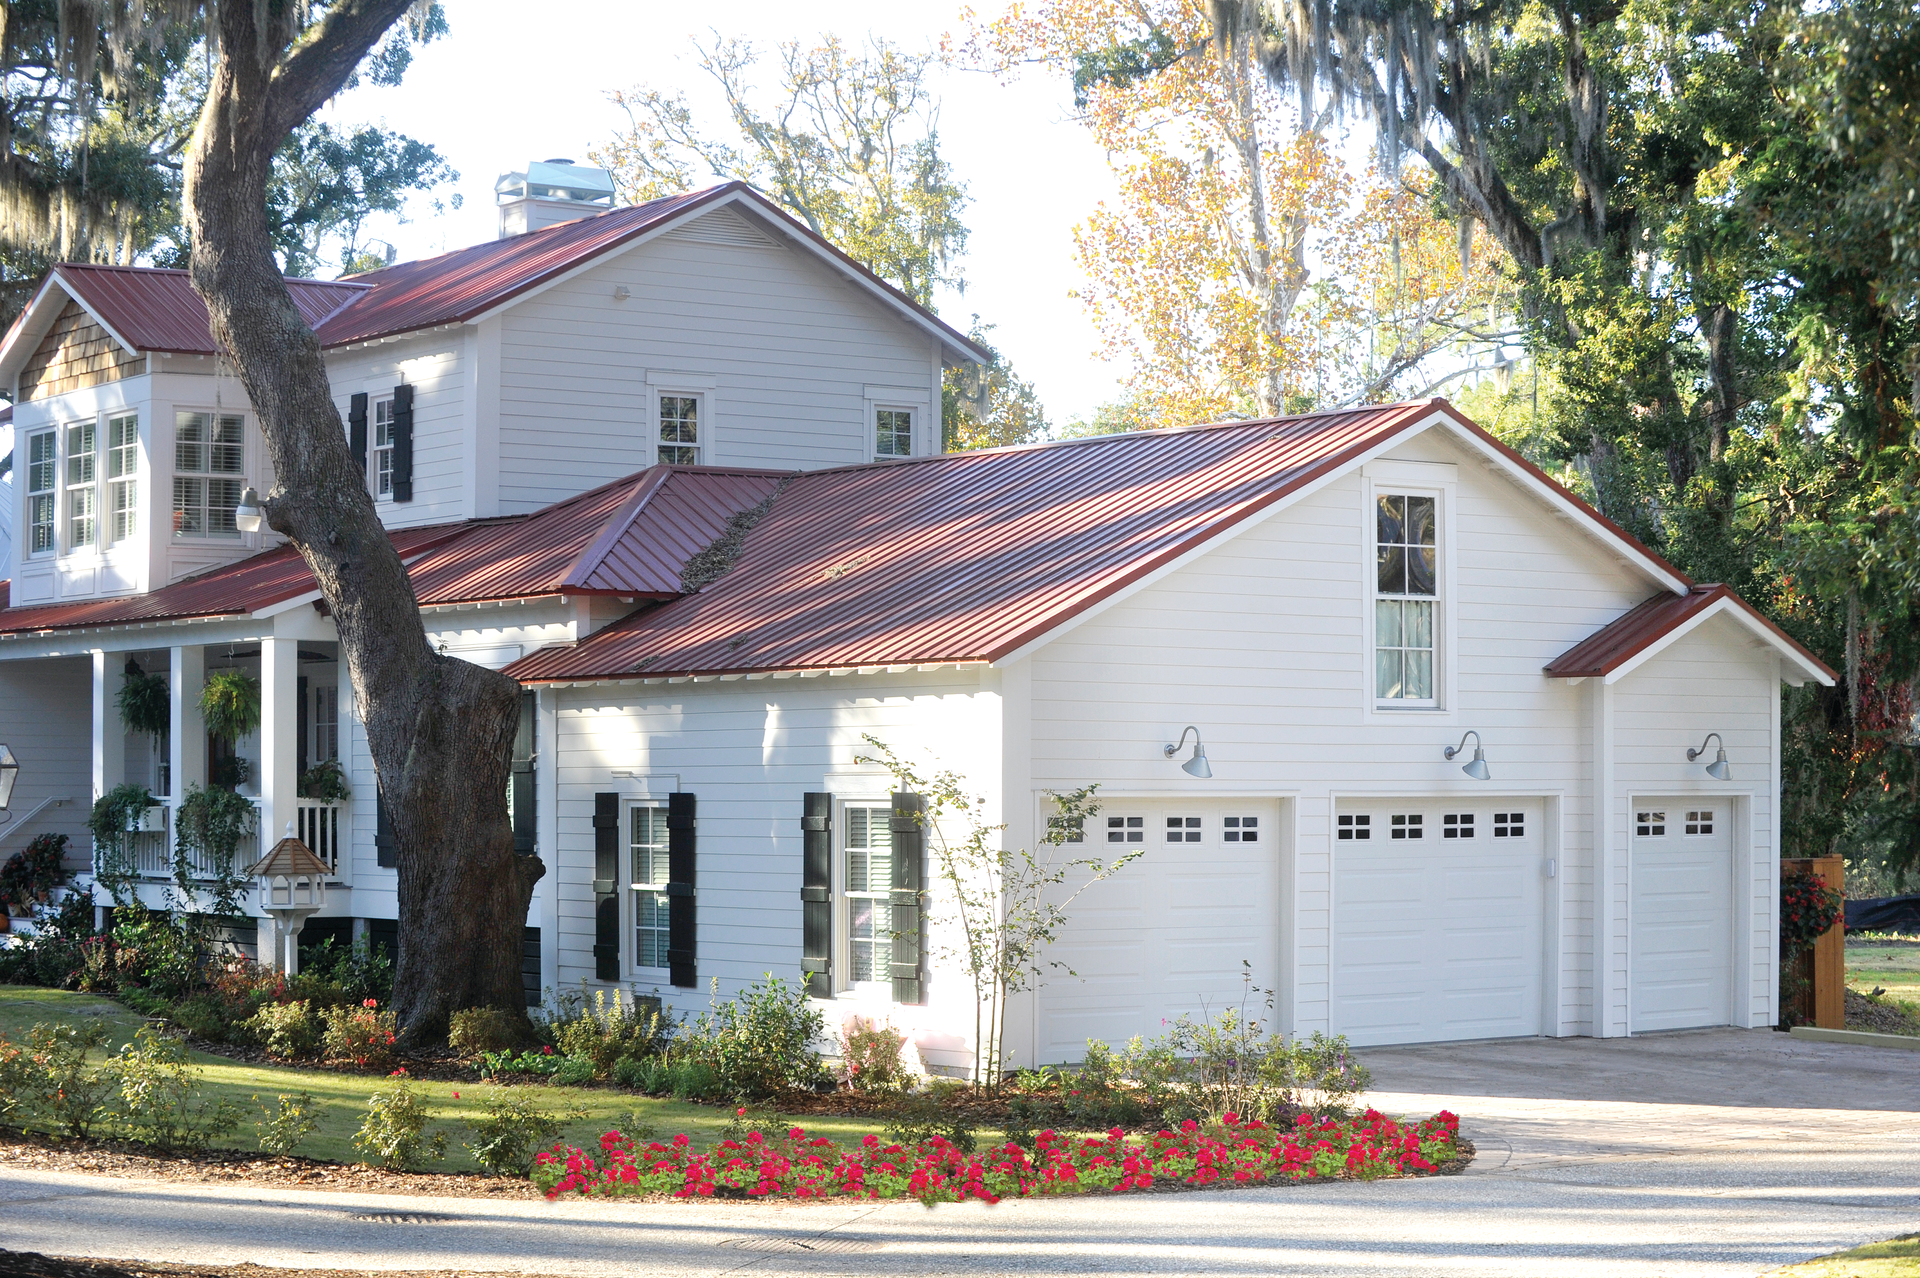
[375,787,396,868]
[348,393,368,473]
[666,792,696,988]
[296,674,309,780]
[801,793,832,998]
[592,792,620,981]
[510,692,536,855]
[390,383,414,502]
[889,792,927,1005]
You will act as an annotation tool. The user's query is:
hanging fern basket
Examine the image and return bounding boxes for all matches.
[117,664,171,740]
[199,670,263,743]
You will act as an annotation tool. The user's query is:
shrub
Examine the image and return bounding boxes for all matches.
[0,1035,33,1125]
[884,1080,979,1153]
[553,1054,596,1087]
[24,1021,114,1139]
[299,935,393,1007]
[449,1006,527,1056]
[678,975,827,1099]
[461,1089,585,1176]
[610,1055,653,1090]
[322,999,398,1070]
[837,1015,909,1093]
[478,1045,565,1079]
[0,885,99,989]
[168,993,233,1043]
[109,902,198,998]
[668,1057,723,1101]
[256,1091,320,1157]
[544,987,670,1078]
[106,1025,243,1152]
[245,1000,322,1059]
[1,833,70,912]
[352,1072,445,1170]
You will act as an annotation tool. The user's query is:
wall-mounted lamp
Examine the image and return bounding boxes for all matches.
[1163,726,1212,779]
[0,744,17,818]
[1687,733,1731,780]
[234,486,264,534]
[1444,730,1492,780]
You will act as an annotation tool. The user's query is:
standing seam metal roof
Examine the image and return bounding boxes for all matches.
[46,265,367,355]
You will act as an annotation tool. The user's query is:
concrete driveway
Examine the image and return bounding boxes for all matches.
[2,1028,1916,1277]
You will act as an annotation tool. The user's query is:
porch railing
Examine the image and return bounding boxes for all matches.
[112,801,263,882]
[297,800,345,873]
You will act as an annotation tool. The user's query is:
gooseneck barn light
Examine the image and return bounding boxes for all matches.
[1163,726,1213,779]
[1444,730,1492,781]
[1688,733,1732,781]
[234,486,264,534]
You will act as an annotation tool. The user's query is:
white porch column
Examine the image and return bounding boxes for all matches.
[260,635,300,846]
[168,645,206,804]
[91,650,125,799]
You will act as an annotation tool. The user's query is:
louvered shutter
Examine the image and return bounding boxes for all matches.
[390,383,414,502]
[348,393,368,473]
[510,692,536,855]
[801,793,832,997]
[375,787,396,868]
[592,791,620,981]
[889,792,927,1005]
[666,792,697,988]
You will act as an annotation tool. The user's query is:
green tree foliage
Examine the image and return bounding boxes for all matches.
[595,33,1046,449]
[0,3,454,326]
[1238,0,1920,885]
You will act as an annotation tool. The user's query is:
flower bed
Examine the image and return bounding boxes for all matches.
[533,1108,1462,1204]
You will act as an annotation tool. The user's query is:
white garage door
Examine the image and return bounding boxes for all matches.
[1332,799,1545,1046]
[1036,800,1280,1063]
[1630,800,1733,1032]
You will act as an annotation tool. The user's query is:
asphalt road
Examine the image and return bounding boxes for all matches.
[2,1028,1916,1277]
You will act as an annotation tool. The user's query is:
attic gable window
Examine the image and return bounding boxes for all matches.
[875,407,913,458]
[658,394,700,465]
[1374,492,1437,705]
[173,411,245,538]
[26,430,55,555]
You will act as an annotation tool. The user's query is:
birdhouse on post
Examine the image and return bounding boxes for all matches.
[244,824,332,975]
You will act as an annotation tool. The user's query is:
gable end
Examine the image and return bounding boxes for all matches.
[20,298,143,400]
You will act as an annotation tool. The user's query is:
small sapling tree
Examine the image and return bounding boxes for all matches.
[857,736,1142,1091]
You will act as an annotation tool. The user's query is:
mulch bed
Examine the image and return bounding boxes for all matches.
[0,1252,488,1278]
[1844,987,1920,1037]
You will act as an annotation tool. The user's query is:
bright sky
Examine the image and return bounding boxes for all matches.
[320,0,1127,426]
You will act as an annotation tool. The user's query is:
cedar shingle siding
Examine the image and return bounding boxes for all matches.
[19,299,143,400]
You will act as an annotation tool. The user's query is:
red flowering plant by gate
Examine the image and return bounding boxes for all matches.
[531,1109,1462,1204]
[1780,869,1843,955]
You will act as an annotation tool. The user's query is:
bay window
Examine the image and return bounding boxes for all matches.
[65,422,95,549]
[173,411,245,537]
[26,430,55,555]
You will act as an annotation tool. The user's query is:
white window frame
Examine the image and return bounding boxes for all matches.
[840,798,896,997]
[643,371,719,468]
[104,411,139,545]
[628,801,671,976]
[63,420,97,552]
[172,408,248,540]
[312,683,339,763]
[371,394,396,499]
[25,428,56,557]
[863,385,932,460]
[1360,462,1458,719]
[872,404,916,460]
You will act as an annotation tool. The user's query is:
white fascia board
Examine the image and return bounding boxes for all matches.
[455,190,985,366]
[988,409,1454,668]
[1601,595,1834,688]
[1431,415,1689,593]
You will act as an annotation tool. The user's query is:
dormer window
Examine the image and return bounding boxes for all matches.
[1375,492,1437,705]
[25,430,55,555]
[658,393,700,465]
[106,413,138,544]
[173,411,245,538]
[65,422,96,549]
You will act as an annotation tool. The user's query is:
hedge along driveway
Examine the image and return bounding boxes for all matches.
[0,988,916,1170]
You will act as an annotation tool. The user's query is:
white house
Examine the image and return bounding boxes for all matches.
[0,175,1833,1068]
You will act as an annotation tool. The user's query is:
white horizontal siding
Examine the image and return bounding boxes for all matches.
[0,656,93,873]
[324,335,468,529]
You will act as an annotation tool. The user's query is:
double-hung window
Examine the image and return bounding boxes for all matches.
[173,411,245,537]
[1374,492,1438,705]
[874,407,913,458]
[658,394,700,465]
[64,422,96,550]
[312,684,339,763]
[630,805,670,971]
[371,396,396,496]
[844,804,893,987]
[26,430,55,555]
[106,413,138,544]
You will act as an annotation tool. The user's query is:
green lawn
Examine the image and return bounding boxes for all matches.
[1772,1234,1920,1276]
[1845,937,1920,1030]
[0,987,906,1172]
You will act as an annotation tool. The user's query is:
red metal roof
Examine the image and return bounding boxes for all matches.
[1543,583,1836,681]
[46,265,366,356]
[0,466,786,635]
[505,403,1445,682]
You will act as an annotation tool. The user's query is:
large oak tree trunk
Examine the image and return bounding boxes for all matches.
[182,0,543,1042]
